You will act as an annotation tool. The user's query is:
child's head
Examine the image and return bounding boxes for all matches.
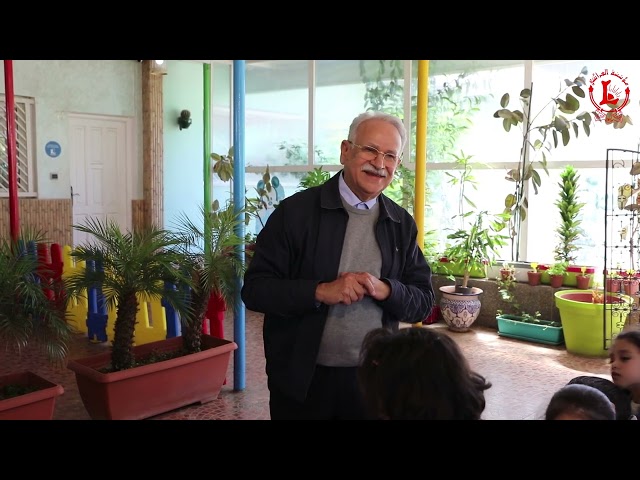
[567,376,632,420]
[545,384,616,420]
[609,328,640,395]
[357,326,492,420]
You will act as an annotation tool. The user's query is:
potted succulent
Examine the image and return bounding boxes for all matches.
[605,265,626,293]
[623,269,640,296]
[0,231,75,420]
[64,218,238,420]
[500,261,515,281]
[527,262,542,286]
[576,266,592,290]
[547,261,569,288]
[439,210,509,331]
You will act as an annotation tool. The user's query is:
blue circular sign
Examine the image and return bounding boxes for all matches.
[45,141,62,158]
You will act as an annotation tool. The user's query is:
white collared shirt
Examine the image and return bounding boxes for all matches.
[338,172,378,209]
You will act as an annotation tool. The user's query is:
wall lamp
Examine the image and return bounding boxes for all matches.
[150,60,168,76]
[178,110,192,130]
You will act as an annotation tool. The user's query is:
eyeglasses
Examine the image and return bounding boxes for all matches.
[348,141,402,164]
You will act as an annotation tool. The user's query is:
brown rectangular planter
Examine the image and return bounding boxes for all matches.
[67,334,237,420]
[0,371,64,420]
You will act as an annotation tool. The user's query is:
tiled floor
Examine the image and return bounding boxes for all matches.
[0,310,612,420]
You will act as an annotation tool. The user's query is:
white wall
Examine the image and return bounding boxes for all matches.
[0,60,143,199]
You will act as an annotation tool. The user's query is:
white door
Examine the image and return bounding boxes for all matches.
[69,114,132,247]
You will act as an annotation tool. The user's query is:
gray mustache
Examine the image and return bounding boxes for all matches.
[361,165,387,177]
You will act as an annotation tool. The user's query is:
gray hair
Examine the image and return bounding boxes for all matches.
[347,111,407,152]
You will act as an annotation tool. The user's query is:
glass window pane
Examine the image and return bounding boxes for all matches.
[243,170,310,236]
[245,61,309,168]
[530,60,639,162]
[211,63,231,157]
[421,60,526,164]
[425,167,513,261]
[315,60,387,166]
[526,166,605,273]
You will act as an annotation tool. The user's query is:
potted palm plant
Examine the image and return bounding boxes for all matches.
[64,218,237,420]
[439,210,509,331]
[170,200,246,352]
[0,231,75,420]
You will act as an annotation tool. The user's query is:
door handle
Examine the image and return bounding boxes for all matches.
[71,186,80,205]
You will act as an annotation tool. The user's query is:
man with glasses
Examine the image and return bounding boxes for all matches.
[241,111,435,420]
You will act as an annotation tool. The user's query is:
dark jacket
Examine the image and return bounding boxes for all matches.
[241,171,435,402]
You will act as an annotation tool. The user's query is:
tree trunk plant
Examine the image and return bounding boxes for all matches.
[65,219,192,372]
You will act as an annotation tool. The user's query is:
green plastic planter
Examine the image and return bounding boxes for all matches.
[554,289,633,357]
[496,314,564,345]
[540,265,595,287]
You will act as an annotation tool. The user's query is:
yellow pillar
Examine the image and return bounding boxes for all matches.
[414,60,429,250]
[412,60,430,327]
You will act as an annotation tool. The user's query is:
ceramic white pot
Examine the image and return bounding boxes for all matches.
[439,285,483,332]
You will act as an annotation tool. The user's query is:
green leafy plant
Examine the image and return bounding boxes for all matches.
[443,210,510,291]
[445,150,479,226]
[211,146,273,230]
[297,166,330,191]
[554,164,585,264]
[495,267,545,324]
[547,261,569,277]
[211,146,234,183]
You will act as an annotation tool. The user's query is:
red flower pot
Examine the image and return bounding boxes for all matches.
[527,271,542,286]
[576,275,591,290]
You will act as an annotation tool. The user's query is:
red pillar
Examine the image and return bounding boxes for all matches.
[4,60,19,242]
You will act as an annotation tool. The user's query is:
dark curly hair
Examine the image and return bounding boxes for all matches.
[357,326,492,420]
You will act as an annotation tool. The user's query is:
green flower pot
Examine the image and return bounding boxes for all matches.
[554,289,633,357]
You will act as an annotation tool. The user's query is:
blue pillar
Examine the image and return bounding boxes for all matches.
[233,60,246,391]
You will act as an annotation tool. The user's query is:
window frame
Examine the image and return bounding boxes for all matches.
[0,94,37,198]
